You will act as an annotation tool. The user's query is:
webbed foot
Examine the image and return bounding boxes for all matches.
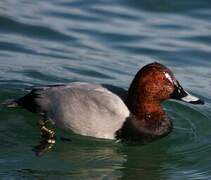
[33,118,56,156]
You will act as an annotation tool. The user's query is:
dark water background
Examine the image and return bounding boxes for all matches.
[0,0,211,179]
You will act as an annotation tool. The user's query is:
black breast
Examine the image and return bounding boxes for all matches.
[115,114,173,143]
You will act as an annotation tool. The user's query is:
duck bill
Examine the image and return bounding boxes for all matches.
[171,81,204,105]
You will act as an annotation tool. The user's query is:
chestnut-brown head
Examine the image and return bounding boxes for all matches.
[134,63,175,101]
[127,62,204,114]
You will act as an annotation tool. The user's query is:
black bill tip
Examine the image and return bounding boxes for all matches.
[171,80,205,105]
[189,99,205,105]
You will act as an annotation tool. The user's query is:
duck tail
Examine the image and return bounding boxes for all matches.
[1,99,19,108]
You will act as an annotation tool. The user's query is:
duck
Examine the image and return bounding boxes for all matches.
[3,62,204,154]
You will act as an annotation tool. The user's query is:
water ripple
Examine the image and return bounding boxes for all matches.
[0,16,76,42]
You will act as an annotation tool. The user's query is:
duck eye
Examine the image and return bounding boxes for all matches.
[164,72,174,84]
[158,76,165,81]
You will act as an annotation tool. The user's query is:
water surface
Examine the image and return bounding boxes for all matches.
[0,0,211,179]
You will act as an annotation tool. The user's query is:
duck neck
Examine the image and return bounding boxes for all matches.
[127,95,166,123]
[136,99,166,122]
[117,98,172,142]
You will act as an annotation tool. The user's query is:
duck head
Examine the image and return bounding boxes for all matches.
[126,62,204,117]
[117,62,204,142]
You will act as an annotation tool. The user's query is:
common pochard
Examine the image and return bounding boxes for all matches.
[3,62,204,154]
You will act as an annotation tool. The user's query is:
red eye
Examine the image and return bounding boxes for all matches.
[158,76,165,81]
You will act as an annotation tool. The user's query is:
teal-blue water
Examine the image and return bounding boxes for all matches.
[0,0,211,179]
